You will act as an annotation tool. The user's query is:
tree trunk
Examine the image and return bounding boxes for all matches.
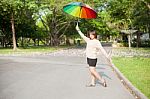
[51,34,60,46]
[33,39,36,46]
[73,37,76,45]
[136,31,141,47]
[127,34,131,49]
[38,38,40,46]
[11,13,17,51]
[2,37,4,47]
[66,37,71,46]
[21,37,23,47]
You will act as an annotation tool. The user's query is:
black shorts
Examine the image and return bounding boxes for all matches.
[87,58,97,67]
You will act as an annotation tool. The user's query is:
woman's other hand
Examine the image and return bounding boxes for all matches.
[106,52,112,63]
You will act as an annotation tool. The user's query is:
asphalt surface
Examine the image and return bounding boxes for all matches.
[0,49,135,99]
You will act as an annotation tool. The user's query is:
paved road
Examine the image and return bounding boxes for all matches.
[0,49,135,99]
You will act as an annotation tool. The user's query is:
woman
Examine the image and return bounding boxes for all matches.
[76,23,110,87]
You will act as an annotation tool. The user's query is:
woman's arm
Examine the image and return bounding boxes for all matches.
[97,41,110,60]
[76,23,89,42]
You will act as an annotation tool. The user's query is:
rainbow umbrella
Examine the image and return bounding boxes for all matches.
[63,2,97,19]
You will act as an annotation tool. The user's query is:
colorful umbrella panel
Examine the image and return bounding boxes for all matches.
[63,2,97,19]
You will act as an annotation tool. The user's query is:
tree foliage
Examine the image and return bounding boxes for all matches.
[0,0,149,47]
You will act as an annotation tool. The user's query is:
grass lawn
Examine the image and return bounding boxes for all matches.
[112,57,150,98]
[113,47,150,52]
[0,45,72,55]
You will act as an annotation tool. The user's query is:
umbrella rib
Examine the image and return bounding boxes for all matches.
[79,7,82,18]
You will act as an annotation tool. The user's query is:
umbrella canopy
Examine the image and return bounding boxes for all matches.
[63,2,97,19]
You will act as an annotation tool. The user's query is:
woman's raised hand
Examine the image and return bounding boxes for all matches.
[76,22,80,31]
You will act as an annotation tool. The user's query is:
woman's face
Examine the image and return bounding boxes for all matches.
[89,34,95,40]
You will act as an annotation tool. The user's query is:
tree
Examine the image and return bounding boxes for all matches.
[35,0,72,46]
[1,0,148,48]
[0,0,26,50]
[0,0,39,48]
[104,0,150,47]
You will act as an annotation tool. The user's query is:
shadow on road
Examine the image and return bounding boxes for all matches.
[99,71,112,80]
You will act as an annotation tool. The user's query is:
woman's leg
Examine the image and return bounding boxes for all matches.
[89,67,105,83]
[89,69,96,85]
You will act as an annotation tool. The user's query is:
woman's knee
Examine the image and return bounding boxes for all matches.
[89,67,96,73]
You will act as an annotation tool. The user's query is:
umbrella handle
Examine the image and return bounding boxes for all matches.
[77,20,79,25]
[76,21,79,28]
[77,18,79,23]
[77,18,81,25]
[76,18,81,26]
[75,18,79,26]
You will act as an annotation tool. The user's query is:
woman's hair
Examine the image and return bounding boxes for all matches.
[89,30,97,39]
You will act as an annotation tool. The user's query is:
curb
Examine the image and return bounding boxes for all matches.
[109,60,148,99]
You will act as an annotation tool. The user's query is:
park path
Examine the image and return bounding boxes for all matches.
[0,47,135,99]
